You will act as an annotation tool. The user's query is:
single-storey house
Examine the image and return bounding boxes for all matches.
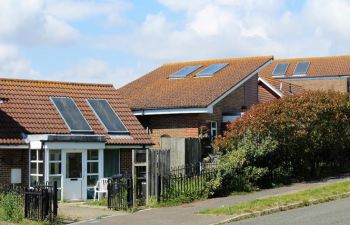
[0,78,152,201]
[259,55,350,93]
[120,56,288,152]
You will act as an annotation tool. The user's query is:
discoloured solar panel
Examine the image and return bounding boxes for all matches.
[168,65,202,78]
[51,97,92,133]
[87,99,129,134]
[294,62,310,75]
[196,63,229,77]
[272,63,289,76]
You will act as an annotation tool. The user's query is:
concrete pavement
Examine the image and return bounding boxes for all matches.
[230,197,350,225]
[72,175,350,225]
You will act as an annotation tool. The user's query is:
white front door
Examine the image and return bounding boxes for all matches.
[64,152,83,200]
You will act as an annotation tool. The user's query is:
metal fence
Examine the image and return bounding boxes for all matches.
[157,163,217,202]
[24,182,58,221]
[107,175,133,210]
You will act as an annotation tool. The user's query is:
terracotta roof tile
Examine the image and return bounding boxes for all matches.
[259,76,305,96]
[259,55,350,78]
[120,56,273,110]
[0,78,152,145]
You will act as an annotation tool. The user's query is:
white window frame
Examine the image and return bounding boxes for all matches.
[48,150,62,181]
[210,121,218,138]
[87,149,99,188]
[30,149,44,186]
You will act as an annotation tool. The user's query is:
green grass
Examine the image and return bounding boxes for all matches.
[199,180,350,215]
[84,198,107,206]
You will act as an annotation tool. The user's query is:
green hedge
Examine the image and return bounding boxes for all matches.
[211,91,350,195]
[0,192,24,222]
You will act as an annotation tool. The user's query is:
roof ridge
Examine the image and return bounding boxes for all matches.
[275,54,350,61]
[0,77,114,87]
[163,55,273,66]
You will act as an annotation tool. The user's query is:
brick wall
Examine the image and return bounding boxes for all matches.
[258,82,280,103]
[119,149,132,175]
[286,78,348,92]
[0,149,29,185]
[137,74,259,147]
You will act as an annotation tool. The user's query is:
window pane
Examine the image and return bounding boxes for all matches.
[87,162,98,174]
[38,163,44,175]
[87,150,98,160]
[30,176,38,186]
[31,163,37,174]
[31,150,37,161]
[87,175,98,187]
[50,150,61,161]
[49,176,62,188]
[66,153,82,178]
[50,163,61,175]
[38,150,44,161]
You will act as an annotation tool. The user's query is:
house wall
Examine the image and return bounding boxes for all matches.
[285,78,348,92]
[258,83,280,103]
[137,75,259,147]
[0,149,29,185]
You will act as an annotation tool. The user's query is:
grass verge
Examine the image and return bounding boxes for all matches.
[199,180,350,216]
[84,198,107,207]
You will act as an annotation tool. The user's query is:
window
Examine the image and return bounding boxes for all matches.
[211,121,218,138]
[196,63,228,77]
[272,63,289,77]
[293,62,310,75]
[87,150,99,187]
[168,65,202,78]
[30,149,44,187]
[51,97,93,133]
[87,99,129,134]
[49,150,62,200]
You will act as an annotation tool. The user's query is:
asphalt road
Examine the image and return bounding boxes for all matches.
[229,197,350,225]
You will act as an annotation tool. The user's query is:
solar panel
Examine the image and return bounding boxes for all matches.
[196,63,229,77]
[272,63,289,76]
[168,65,202,78]
[293,62,310,75]
[51,97,93,133]
[87,99,129,134]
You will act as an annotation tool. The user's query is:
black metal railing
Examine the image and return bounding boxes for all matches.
[158,163,217,202]
[107,175,133,210]
[24,182,58,221]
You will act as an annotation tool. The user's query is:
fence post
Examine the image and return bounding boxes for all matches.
[157,175,161,202]
[53,181,58,218]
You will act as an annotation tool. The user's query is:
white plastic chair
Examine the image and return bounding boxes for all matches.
[93,178,109,201]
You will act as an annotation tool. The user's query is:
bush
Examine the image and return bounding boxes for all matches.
[0,192,24,222]
[212,91,350,195]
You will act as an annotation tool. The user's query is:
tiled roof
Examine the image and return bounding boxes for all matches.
[0,78,152,145]
[259,76,305,97]
[259,55,350,78]
[120,56,273,110]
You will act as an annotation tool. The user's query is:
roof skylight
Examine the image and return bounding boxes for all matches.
[196,63,229,77]
[272,63,289,77]
[51,97,92,133]
[168,65,202,79]
[293,62,310,75]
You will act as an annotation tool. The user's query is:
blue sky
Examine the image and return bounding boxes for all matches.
[0,0,350,87]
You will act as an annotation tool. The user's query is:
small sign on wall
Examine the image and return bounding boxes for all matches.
[11,168,22,184]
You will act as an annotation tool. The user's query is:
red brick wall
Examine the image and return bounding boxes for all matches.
[137,75,259,147]
[258,82,280,103]
[0,149,29,185]
[119,149,132,175]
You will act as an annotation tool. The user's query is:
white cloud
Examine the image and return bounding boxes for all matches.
[0,44,39,77]
[103,0,350,65]
[53,58,151,88]
[46,0,130,26]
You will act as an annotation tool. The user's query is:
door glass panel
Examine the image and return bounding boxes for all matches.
[50,163,61,175]
[66,153,82,178]
[87,175,99,187]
